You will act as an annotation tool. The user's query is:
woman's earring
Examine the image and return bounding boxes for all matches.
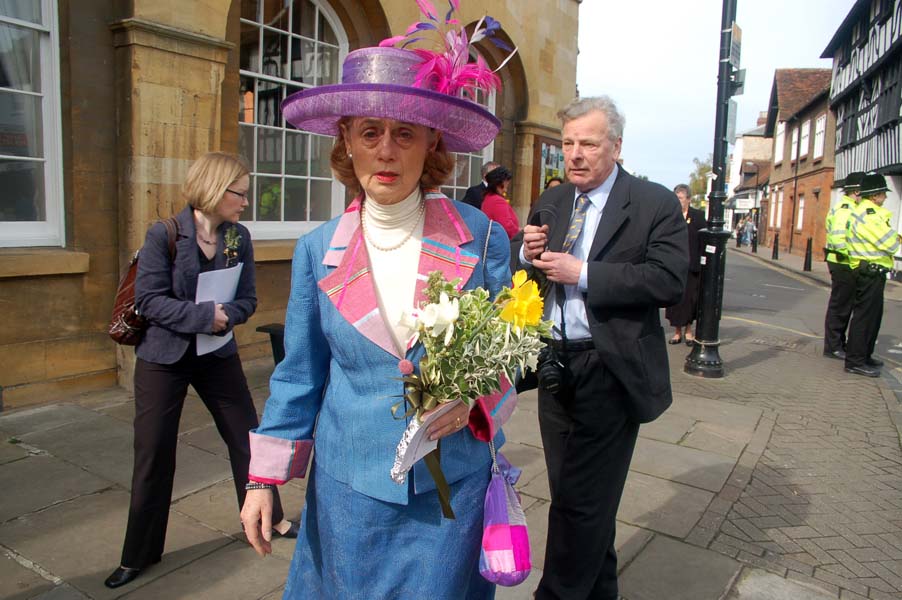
[348,152,353,159]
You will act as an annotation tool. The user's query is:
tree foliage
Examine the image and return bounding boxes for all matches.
[688,155,712,199]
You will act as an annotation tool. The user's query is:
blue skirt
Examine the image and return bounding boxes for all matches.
[284,461,495,600]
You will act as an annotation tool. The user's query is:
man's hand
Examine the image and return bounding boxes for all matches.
[533,251,583,285]
[523,224,549,262]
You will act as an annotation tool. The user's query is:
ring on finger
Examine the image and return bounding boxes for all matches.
[455,416,461,429]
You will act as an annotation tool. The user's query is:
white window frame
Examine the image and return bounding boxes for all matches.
[796,195,805,230]
[769,188,777,228]
[0,0,64,248]
[799,120,810,159]
[441,88,496,201]
[776,189,784,229]
[790,126,799,162]
[813,114,826,160]
[238,0,349,240]
[774,122,785,165]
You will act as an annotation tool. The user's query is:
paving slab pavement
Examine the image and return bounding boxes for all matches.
[2,339,894,599]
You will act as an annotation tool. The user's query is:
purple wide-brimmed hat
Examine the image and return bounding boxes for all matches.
[281,47,501,153]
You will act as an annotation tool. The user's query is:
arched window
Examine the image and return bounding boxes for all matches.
[440,69,496,202]
[239,0,348,239]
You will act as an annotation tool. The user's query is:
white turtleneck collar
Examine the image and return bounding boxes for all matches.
[362,187,423,242]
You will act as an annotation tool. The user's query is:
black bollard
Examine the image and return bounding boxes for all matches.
[803,237,813,271]
[751,231,758,253]
[771,232,779,260]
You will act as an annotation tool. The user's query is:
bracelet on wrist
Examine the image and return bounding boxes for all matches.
[245,481,275,491]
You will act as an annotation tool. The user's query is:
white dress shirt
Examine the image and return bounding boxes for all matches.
[522,165,619,340]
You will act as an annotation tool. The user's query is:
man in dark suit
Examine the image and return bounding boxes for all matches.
[521,96,687,600]
[460,160,499,209]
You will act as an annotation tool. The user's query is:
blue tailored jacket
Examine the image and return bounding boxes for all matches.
[135,205,257,364]
[251,192,513,505]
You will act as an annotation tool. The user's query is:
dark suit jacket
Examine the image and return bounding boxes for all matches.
[526,169,688,423]
[135,206,257,364]
[461,182,487,209]
[685,206,706,274]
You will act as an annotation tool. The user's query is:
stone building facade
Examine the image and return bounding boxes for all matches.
[0,0,579,409]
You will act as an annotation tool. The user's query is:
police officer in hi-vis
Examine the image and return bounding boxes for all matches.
[844,173,901,377]
[823,171,865,360]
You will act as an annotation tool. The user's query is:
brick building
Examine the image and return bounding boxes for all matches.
[0,1,579,409]
[761,69,836,259]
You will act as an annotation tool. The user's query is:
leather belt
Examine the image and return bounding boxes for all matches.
[542,337,595,352]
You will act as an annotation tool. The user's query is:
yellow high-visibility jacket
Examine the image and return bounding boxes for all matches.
[825,195,856,264]
[847,198,900,269]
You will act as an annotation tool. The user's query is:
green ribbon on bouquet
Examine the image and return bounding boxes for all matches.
[391,374,456,519]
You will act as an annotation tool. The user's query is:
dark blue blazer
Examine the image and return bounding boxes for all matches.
[134,206,257,364]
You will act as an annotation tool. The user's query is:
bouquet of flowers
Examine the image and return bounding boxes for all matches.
[390,269,551,517]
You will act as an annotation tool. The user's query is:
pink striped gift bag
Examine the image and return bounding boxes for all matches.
[479,443,531,586]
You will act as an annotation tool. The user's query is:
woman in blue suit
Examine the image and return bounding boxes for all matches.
[240,44,516,598]
[104,152,296,589]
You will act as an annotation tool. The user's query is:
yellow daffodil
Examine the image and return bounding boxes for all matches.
[500,270,543,329]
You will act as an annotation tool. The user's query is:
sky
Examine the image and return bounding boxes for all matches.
[576,0,855,189]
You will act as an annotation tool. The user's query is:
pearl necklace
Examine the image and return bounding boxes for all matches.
[360,200,426,252]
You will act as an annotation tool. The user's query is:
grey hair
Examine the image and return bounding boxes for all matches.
[673,184,691,198]
[557,96,625,141]
[480,161,500,178]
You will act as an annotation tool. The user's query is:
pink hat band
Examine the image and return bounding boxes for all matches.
[281,47,501,153]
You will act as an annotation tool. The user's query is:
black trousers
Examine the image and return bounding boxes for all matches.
[845,269,885,369]
[824,261,856,354]
[536,348,639,600]
[120,349,285,568]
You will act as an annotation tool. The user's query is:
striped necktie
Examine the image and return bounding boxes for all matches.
[561,193,590,254]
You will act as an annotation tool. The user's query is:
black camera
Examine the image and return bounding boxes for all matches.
[537,346,565,394]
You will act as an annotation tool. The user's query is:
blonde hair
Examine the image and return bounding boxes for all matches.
[330,117,455,197]
[183,152,250,214]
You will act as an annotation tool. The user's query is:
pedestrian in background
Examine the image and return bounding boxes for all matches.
[461,160,500,210]
[520,95,687,600]
[666,183,706,345]
[104,152,296,590]
[481,165,520,239]
[844,173,900,377]
[545,176,564,189]
[823,171,864,360]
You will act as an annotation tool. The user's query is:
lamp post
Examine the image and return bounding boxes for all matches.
[684,0,739,379]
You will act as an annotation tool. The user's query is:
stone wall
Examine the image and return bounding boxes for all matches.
[0,0,579,409]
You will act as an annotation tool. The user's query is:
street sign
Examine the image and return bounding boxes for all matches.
[727,99,737,143]
[730,23,742,70]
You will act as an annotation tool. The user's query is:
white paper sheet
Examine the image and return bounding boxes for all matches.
[195,263,243,356]
[390,399,462,484]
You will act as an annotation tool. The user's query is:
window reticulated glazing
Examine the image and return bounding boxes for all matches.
[239,0,346,239]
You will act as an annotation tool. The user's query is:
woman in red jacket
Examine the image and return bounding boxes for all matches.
[480,166,520,239]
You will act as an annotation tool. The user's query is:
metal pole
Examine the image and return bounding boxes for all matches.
[685,0,737,379]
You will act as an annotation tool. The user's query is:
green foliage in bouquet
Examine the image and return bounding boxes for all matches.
[398,270,552,419]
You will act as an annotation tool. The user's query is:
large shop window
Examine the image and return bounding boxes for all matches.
[239,0,348,240]
[0,0,63,248]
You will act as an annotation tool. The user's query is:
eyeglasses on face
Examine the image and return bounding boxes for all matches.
[226,188,248,199]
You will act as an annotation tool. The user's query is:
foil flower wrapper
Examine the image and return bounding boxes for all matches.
[389,400,460,484]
